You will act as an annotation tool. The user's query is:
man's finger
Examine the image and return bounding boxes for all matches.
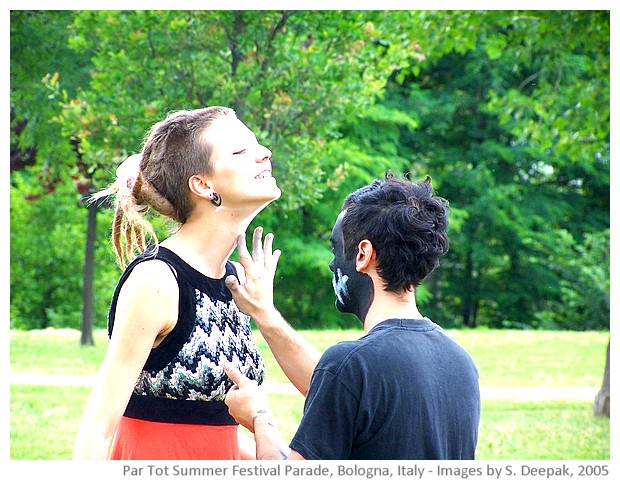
[224,363,248,386]
[262,232,281,273]
[235,234,254,269]
[270,249,282,270]
[263,232,274,257]
[252,227,264,263]
[225,275,239,291]
[236,234,250,258]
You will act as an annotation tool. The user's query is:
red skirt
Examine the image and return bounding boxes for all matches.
[109,416,240,460]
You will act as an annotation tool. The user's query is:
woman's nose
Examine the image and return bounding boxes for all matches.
[257,145,272,162]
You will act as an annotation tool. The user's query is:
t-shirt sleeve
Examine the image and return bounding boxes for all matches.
[289,352,360,460]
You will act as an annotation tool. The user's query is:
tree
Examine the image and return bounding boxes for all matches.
[370,11,610,329]
[11,11,609,342]
[38,10,425,331]
[14,10,428,334]
[594,341,610,417]
[11,11,109,341]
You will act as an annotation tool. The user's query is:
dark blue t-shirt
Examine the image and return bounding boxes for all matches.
[289,318,480,460]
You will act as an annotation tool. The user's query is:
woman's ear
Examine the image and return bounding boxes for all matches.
[355,239,375,272]
[188,174,214,199]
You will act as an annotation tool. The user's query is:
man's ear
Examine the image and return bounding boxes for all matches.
[188,174,215,199]
[355,239,375,272]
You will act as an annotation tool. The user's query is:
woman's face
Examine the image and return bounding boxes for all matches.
[202,114,281,208]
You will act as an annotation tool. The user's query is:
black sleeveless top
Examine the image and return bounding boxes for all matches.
[108,246,266,425]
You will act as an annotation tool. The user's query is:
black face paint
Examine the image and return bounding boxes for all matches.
[329,212,374,326]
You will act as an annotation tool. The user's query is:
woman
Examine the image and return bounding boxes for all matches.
[73,106,290,459]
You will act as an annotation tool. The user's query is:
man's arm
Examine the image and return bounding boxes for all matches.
[251,411,291,460]
[225,364,305,460]
[226,228,320,396]
[247,306,319,397]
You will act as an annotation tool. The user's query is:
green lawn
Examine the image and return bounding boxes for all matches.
[9,328,610,460]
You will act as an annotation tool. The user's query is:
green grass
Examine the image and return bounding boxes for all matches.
[11,328,608,388]
[10,328,610,460]
[256,328,609,388]
[10,328,110,375]
[10,385,92,460]
[477,400,610,460]
[448,329,609,388]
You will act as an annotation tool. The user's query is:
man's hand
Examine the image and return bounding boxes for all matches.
[224,363,270,433]
[226,227,281,318]
[226,226,319,398]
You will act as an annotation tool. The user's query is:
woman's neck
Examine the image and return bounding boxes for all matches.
[161,211,252,278]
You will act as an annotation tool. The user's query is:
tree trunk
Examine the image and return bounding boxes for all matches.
[462,250,479,328]
[80,201,97,346]
[593,340,610,417]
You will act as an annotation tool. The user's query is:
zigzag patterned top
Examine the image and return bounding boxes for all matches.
[108,246,265,425]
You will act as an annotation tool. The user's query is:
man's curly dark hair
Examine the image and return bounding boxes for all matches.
[341,171,449,293]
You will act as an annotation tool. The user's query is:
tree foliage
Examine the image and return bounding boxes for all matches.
[346,10,610,330]
[49,10,420,207]
[10,10,609,332]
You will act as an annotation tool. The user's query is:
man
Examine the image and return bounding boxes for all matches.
[224,172,481,460]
